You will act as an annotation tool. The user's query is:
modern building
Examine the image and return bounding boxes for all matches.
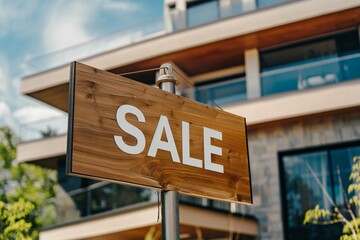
[17,0,360,239]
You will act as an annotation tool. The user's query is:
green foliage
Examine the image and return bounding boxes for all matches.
[0,126,16,169]
[304,156,360,240]
[0,127,56,240]
[303,205,342,225]
[342,218,360,240]
[349,157,360,205]
[0,199,37,240]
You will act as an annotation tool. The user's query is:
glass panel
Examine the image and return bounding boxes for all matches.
[261,39,337,70]
[211,200,230,211]
[179,195,209,206]
[55,161,155,224]
[230,0,244,16]
[179,195,230,212]
[72,190,88,217]
[330,146,360,208]
[257,0,290,8]
[19,114,68,142]
[282,151,340,240]
[281,145,360,240]
[187,0,219,27]
[90,184,114,214]
[196,77,246,106]
[114,185,152,209]
[261,53,360,95]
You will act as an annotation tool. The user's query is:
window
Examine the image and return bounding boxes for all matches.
[187,0,220,27]
[195,74,246,106]
[261,30,360,95]
[256,0,290,9]
[279,142,360,240]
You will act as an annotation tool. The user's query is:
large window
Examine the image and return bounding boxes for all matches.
[261,30,360,96]
[280,142,360,240]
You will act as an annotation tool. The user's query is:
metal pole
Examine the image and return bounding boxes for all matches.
[157,63,180,240]
[161,190,179,239]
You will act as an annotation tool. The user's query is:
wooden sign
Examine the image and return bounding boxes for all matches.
[67,62,252,204]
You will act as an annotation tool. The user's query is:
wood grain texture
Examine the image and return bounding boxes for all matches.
[67,62,252,204]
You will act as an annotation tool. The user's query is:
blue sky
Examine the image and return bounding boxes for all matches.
[0,0,163,135]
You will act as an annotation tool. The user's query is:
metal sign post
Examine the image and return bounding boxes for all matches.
[156,63,180,240]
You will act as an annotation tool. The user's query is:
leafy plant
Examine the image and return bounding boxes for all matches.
[303,156,360,240]
[0,127,56,239]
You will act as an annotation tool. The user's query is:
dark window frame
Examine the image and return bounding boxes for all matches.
[278,140,360,240]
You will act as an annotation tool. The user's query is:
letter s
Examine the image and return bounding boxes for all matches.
[114,105,145,154]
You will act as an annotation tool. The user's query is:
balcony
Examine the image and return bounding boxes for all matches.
[16,115,68,168]
[43,181,246,227]
[19,115,68,142]
[23,0,301,77]
[21,1,360,113]
[261,53,360,96]
[40,181,258,239]
[42,182,154,227]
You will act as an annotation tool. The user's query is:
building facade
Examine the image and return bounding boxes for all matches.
[17,0,360,239]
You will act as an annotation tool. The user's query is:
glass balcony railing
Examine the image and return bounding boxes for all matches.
[256,0,294,9]
[24,18,165,76]
[181,0,298,30]
[261,53,360,96]
[195,77,247,106]
[40,182,155,227]
[40,181,245,228]
[19,115,68,142]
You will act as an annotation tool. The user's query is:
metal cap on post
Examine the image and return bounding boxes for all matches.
[157,63,180,240]
[156,63,179,93]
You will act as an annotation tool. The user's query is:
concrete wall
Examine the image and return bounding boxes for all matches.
[245,111,360,239]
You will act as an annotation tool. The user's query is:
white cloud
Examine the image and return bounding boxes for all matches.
[43,1,97,52]
[0,66,9,95]
[0,101,14,128]
[19,53,35,76]
[0,102,11,117]
[14,105,64,124]
[0,55,10,93]
[0,55,18,111]
[103,0,140,11]
[44,20,90,52]
[42,0,142,52]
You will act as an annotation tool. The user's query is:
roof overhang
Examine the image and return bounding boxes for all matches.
[16,134,66,169]
[21,2,360,112]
